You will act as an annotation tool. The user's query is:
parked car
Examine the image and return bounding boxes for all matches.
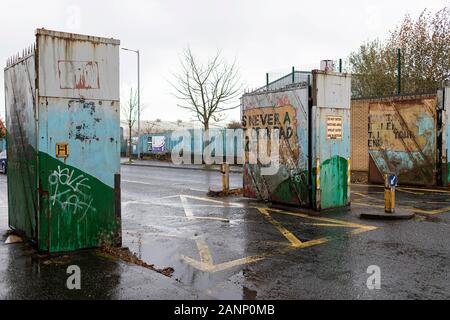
[0,150,7,174]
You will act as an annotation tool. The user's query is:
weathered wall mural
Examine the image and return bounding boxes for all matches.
[242,87,310,206]
[368,98,437,186]
[241,72,351,211]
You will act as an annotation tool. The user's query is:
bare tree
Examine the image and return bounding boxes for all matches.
[121,88,139,162]
[170,48,242,131]
[143,121,157,134]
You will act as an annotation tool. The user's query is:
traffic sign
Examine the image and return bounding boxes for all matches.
[389,174,398,187]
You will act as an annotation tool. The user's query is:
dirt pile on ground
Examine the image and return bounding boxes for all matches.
[99,245,175,277]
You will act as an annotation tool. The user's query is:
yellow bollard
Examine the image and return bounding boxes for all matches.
[221,163,230,194]
[384,174,396,213]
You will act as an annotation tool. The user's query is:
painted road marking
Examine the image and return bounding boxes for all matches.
[180,194,246,207]
[257,208,303,247]
[269,208,377,231]
[122,179,154,186]
[177,195,377,273]
[396,187,424,195]
[353,183,450,194]
[352,201,450,215]
[180,195,195,220]
[180,254,266,273]
[195,239,214,264]
[353,191,383,202]
[352,202,385,209]
[179,194,265,272]
[410,206,450,215]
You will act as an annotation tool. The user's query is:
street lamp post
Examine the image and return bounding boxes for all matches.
[121,47,141,160]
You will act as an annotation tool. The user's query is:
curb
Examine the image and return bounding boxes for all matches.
[121,162,243,173]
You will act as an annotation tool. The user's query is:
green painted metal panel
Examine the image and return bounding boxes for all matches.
[241,87,310,207]
[38,152,118,252]
[318,156,349,209]
[5,29,121,253]
[311,71,351,210]
[241,71,351,210]
[4,53,38,243]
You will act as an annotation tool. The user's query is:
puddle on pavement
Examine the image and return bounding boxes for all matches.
[124,230,263,299]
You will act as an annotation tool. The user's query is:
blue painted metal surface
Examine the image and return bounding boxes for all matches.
[130,129,244,162]
[241,70,351,210]
[0,139,5,152]
[242,86,310,206]
[447,88,450,186]
[5,29,121,253]
[367,96,437,186]
[311,71,351,210]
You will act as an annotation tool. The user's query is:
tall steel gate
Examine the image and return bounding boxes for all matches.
[367,95,439,186]
[241,71,351,211]
[5,29,121,253]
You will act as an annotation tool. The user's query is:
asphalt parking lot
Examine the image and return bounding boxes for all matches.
[1,165,450,299]
[120,165,450,299]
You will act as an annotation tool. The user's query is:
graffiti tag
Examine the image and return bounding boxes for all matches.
[49,166,96,220]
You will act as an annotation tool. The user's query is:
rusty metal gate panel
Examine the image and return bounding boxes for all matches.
[242,86,310,207]
[5,29,121,253]
[241,71,351,210]
[438,87,450,186]
[368,96,437,186]
[311,71,351,210]
[446,88,450,187]
[4,51,38,242]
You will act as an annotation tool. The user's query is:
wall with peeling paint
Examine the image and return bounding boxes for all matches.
[447,88,450,187]
[440,87,450,186]
[5,29,121,253]
[241,71,351,211]
[242,85,310,207]
[349,93,450,187]
[365,95,437,186]
[4,52,38,242]
[311,71,351,210]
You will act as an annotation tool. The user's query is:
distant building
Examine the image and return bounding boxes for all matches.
[121,120,224,140]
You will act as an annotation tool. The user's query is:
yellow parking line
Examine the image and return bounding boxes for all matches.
[196,239,214,264]
[352,201,450,215]
[352,202,386,209]
[410,206,450,215]
[257,208,303,247]
[268,207,377,231]
[401,187,450,194]
[353,192,383,202]
[353,183,450,194]
[180,254,265,273]
[396,187,424,195]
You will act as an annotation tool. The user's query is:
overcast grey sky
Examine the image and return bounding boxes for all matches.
[1,0,448,124]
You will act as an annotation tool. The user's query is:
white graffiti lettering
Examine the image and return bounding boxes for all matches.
[49,166,96,220]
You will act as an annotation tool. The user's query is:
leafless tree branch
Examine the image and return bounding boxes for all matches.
[169,47,243,131]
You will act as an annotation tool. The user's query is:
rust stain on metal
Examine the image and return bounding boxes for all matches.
[368,97,437,186]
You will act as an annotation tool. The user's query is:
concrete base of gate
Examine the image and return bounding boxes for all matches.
[359,209,415,220]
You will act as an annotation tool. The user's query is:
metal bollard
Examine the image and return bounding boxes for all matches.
[221,163,230,194]
[384,173,397,213]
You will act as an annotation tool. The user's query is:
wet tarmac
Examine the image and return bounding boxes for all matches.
[1,166,450,299]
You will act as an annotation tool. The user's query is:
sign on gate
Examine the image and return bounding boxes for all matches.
[326,116,343,140]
